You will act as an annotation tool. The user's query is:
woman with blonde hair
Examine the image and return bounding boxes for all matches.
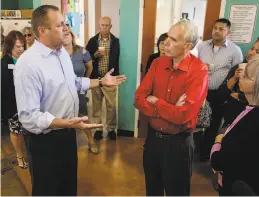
[210,55,259,195]
[63,29,99,153]
[22,26,35,49]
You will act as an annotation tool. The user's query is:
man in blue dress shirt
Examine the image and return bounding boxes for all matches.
[197,18,243,161]
[14,5,126,196]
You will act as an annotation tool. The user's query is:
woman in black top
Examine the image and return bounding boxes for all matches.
[1,25,5,53]
[1,31,28,169]
[218,38,259,127]
[210,55,259,196]
[145,33,168,74]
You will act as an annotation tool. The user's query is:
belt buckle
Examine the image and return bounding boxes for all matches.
[156,132,163,139]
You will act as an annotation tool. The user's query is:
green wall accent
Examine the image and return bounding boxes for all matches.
[1,0,40,10]
[18,0,33,9]
[1,0,19,10]
[118,0,140,131]
[33,0,41,9]
[224,0,259,56]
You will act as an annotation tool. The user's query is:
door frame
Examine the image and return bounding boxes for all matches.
[135,0,157,138]
[134,0,144,138]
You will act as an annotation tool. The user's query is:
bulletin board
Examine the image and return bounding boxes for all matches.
[224,0,259,55]
[62,0,81,36]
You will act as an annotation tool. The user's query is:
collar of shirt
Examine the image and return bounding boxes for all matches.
[98,33,111,42]
[209,39,228,48]
[164,53,192,72]
[12,57,17,64]
[34,40,63,57]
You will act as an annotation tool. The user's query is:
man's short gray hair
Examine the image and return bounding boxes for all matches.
[175,19,198,50]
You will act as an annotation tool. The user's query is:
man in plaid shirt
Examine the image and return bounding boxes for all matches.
[86,17,120,141]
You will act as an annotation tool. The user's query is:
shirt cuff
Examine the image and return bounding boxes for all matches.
[38,112,56,134]
[210,143,222,160]
[80,77,90,94]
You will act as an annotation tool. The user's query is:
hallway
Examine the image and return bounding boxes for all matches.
[1,130,216,196]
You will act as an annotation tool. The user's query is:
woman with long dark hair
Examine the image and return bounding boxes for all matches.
[1,30,28,168]
[145,33,168,74]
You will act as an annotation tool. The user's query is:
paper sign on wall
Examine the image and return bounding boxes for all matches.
[229,4,258,44]
[1,10,22,18]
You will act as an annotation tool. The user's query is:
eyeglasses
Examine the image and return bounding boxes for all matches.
[24,34,32,37]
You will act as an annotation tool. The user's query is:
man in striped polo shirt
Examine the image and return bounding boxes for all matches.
[198,18,243,161]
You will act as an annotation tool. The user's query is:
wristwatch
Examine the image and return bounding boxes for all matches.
[98,77,103,87]
[215,134,224,144]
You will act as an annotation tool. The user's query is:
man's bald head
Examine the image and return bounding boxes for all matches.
[99,16,112,36]
[99,16,112,25]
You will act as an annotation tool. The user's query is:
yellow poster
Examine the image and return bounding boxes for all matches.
[67,0,74,13]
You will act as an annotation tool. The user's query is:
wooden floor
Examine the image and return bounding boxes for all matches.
[1,130,217,196]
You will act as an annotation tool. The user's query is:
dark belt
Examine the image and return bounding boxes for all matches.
[155,131,172,140]
[26,128,72,136]
[148,126,190,140]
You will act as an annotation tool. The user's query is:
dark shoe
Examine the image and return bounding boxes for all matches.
[94,131,103,140]
[108,130,117,140]
[212,174,219,191]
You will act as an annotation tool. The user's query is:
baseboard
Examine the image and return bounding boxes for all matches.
[117,129,134,137]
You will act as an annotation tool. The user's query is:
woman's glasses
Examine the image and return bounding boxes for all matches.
[24,34,32,38]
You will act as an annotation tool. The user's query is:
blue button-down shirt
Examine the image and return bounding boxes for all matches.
[14,40,90,134]
[198,39,243,90]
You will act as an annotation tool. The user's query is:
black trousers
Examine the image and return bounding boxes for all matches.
[143,126,194,196]
[26,128,77,196]
[200,90,223,159]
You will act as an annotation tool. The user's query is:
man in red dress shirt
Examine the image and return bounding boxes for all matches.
[134,20,208,196]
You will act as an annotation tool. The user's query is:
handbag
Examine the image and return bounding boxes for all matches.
[196,100,212,128]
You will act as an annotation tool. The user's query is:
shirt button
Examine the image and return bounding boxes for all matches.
[168,89,170,92]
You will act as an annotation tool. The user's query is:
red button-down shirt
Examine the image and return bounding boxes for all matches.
[134,54,208,134]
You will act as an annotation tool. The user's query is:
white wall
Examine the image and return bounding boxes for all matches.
[181,0,206,38]
[155,0,173,47]
[78,0,85,46]
[1,19,31,36]
[155,0,183,52]
[88,0,96,38]
[155,0,206,39]
[101,0,120,37]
